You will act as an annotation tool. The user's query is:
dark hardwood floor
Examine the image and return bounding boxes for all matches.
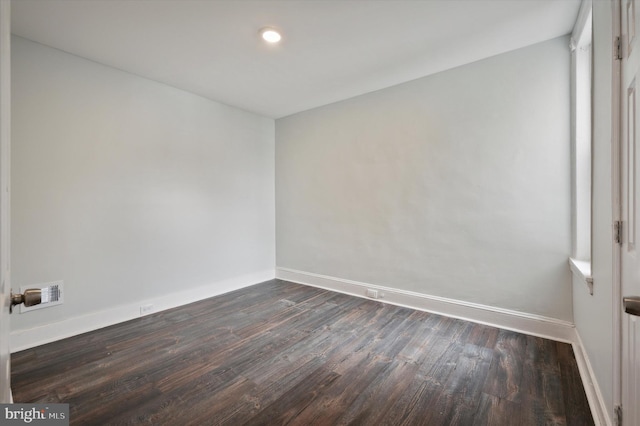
[11,279,594,425]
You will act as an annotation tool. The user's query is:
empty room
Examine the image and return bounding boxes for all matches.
[0,0,636,425]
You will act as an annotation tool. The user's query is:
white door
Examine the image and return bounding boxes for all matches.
[0,0,10,404]
[620,0,640,424]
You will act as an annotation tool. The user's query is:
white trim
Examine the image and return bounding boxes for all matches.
[277,267,613,423]
[612,0,623,418]
[0,0,11,404]
[10,269,275,352]
[11,266,610,425]
[570,258,594,294]
[573,330,613,426]
[570,257,593,279]
[573,0,594,50]
[276,267,576,343]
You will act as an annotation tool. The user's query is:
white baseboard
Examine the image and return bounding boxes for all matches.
[277,267,614,425]
[276,267,576,343]
[11,266,609,426]
[10,269,275,353]
[572,331,612,426]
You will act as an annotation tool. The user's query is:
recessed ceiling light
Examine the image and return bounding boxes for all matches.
[260,27,282,43]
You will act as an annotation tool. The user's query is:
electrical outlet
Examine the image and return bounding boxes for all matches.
[20,281,64,313]
[366,289,379,299]
[140,304,154,315]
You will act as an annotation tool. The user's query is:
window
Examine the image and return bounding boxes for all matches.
[571,1,593,264]
[569,0,593,292]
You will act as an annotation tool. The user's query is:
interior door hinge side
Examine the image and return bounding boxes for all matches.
[617,36,623,60]
[615,220,623,244]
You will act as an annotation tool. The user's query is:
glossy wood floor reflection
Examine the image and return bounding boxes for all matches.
[12,280,593,425]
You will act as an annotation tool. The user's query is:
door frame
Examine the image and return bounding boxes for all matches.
[613,0,624,422]
[0,0,11,404]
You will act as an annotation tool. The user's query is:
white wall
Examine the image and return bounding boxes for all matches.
[572,1,615,421]
[10,36,275,342]
[276,36,572,321]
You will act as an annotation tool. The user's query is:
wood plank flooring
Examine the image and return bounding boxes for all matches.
[11,279,594,425]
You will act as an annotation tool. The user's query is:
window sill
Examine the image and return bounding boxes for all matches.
[569,258,593,295]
